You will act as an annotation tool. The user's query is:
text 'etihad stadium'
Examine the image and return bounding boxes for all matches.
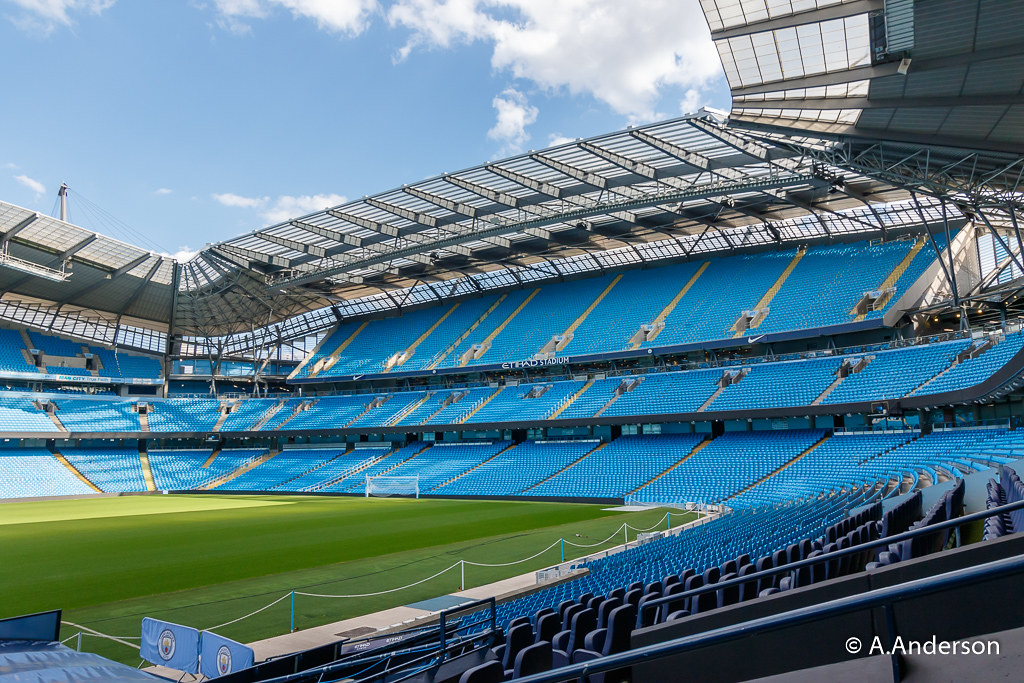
[501,357,571,369]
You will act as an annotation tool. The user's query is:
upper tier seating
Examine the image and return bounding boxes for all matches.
[55,399,140,432]
[0,329,32,373]
[823,339,971,403]
[393,295,502,372]
[0,448,95,498]
[146,399,222,432]
[28,331,80,356]
[22,331,163,380]
[467,277,614,366]
[914,331,1024,396]
[220,398,277,431]
[435,290,535,369]
[90,348,163,380]
[0,397,60,432]
[297,236,941,378]
[312,307,452,378]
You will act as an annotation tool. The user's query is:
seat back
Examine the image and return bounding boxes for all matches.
[535,612,559,643]
[514,641,553,678]
[566,608,597,654]
[603,604,636,655]
[717,572,739,607]
[561,603,583,630]
[502,623,533,670]
[597,597,622,629]
[737,563,758,602]
[459,659,503,683]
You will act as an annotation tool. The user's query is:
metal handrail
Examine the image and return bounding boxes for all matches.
[634,496,1024,617]
[512,552,1024,682]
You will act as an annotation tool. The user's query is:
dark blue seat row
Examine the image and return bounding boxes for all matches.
[983,465,1024,540]
[868,479,965,569]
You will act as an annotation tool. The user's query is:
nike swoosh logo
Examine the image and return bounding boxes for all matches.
[353,375,363,380]
[747,335,765,344]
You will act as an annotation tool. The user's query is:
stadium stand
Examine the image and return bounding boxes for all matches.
[325,442,427,492]
[632,431,827,506]
[435,440,600,496]
[0,324,1019,436]
[5,1,1024,679]
[282,236,946,381]
[0,447,95,498]
[376,441,513,492]
[145,399,222,432]
[0,329,32,372]
[219,398,276,431]
[0,426,1001,503]
[54,398,140,432]
[524,435,705,499]
[217,448,343,491]
[0,396,61,432]
[60,447,147,493]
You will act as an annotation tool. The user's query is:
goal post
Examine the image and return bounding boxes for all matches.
[365,474,420,498]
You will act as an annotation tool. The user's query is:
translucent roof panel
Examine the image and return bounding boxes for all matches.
[716,13,870,89]
[701,0,854,32]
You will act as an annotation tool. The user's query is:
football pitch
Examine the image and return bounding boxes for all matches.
[0,494,688,664]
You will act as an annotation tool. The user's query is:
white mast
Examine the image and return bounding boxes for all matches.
[58,182,69,222]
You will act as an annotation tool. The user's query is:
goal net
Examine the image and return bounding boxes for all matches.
[365,475,420,498]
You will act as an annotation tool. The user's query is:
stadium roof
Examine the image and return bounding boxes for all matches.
[175,110,940,339]
[0,202,174,330]
[706,0,1024,153]
[0,111,962,345]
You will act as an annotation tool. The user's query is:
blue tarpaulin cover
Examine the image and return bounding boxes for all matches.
[0,640,164,682]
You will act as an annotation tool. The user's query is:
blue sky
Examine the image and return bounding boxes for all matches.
[0,0,729,260]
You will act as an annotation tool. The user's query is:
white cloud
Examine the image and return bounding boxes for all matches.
[547,133,573,146]
[208,0,376,35]
[262,193,347,223]
[14,174,46,198]
[163,246,199,262]
[388,0,722,121]
[155,187,173,195]
[2,162,18,170]
[487,88,537,156]
[212,191,346,224]
[212,191,268,209]
[7,0,115,33]
[679,87,703,115]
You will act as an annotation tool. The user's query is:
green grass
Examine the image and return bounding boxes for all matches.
[0,495,688,664]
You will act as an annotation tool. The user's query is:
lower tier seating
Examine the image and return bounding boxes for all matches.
[0,448,95,498]
[3,426,1020,502]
